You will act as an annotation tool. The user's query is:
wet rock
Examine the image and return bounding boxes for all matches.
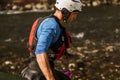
[115,65,120,68]
[35,3,48,10]
[100,74,106,79]
[20,38,25,42]
[83,50,92,54]
[24,4,32,10]
[12,5,20,10]
[4,61,13,65]
[92,0,100,7]
[75,32,85,39]
[85,39,91,45]
[68,63,76,71]
[76,47,82,52]
[92,49,99,54]
[4,38,12,42]
[105,46,114,52]
[115,28,119,33]
[76,52,85,58]
[10,66,16,70]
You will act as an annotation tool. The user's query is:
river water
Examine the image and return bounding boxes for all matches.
[0,5,120,80]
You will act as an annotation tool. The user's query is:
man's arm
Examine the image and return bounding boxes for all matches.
[36,53,55,80]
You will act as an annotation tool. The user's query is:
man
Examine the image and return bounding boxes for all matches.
[21,0,82,80]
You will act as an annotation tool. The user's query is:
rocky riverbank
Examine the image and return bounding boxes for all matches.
[0,0,120,11]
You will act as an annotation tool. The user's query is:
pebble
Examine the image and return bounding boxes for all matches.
[24,4,32,9]
[4,61,13,65]
[105,46,114,52]
[68,63,76,71]
[4,38,12,42]
[10,66,16,70]
[92,49,99,54]
[76,47,82,52]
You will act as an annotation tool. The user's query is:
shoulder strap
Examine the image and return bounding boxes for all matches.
[28,17,42,52]
[48,15,71,59]
[51,15,71,48]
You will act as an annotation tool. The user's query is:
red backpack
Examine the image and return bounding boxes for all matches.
[28,17,42,53]
[28,15,71,59]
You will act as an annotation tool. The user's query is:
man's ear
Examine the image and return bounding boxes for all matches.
[61,8,71,22]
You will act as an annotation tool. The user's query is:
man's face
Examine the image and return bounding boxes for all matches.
[67,12,78,23]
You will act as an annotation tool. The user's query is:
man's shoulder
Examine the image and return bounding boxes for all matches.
[41,17,58,26]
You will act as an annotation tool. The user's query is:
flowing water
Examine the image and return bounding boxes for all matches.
[0,5,120,80]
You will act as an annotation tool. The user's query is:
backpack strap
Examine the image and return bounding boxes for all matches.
[55,27,71,59]
[49,15,72,59]
[28,17,42,54]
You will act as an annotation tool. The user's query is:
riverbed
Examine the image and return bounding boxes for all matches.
[0,5,120,80]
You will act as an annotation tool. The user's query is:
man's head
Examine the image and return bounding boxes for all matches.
[55,0,82,23]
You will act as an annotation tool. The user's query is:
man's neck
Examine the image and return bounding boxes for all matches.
[54,10,63,23]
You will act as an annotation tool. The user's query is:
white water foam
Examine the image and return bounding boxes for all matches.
[71,32,85,39]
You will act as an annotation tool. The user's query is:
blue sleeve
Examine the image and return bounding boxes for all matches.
[35,19,58,55]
